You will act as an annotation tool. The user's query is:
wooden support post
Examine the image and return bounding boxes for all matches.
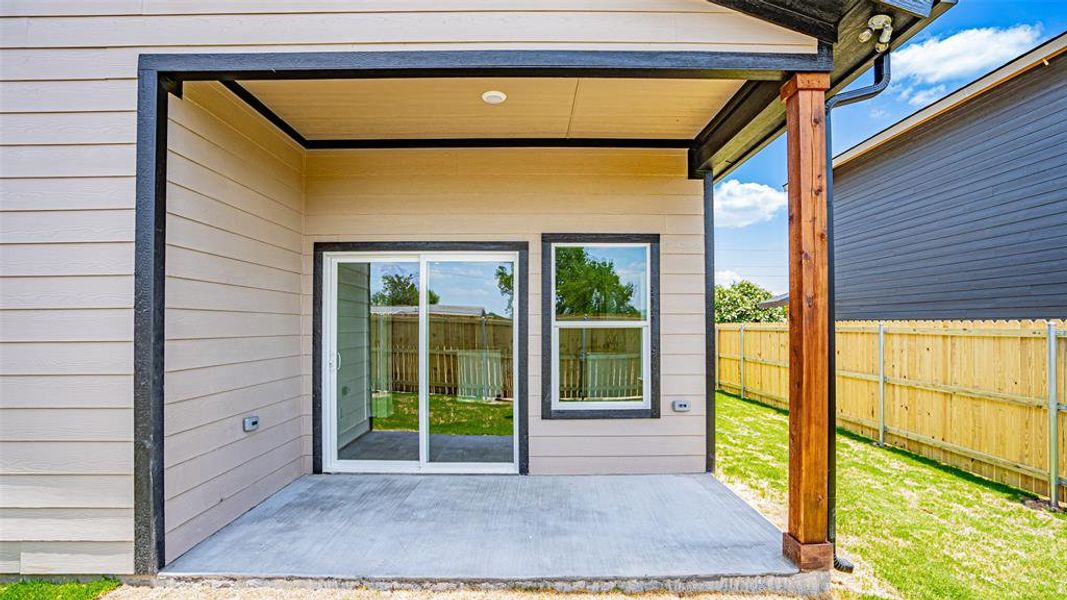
[781,72,833,571]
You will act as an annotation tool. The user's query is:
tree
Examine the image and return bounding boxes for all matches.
[554,247,639,318]
[495,265,514,317]
[714,280,785,323]
[372,273,440,306]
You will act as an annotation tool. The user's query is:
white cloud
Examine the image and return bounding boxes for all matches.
[905,84,947,107]
[715,270,744,286]
[712,179,787,228]
[714,270,786,295]
[892,24,1042,106]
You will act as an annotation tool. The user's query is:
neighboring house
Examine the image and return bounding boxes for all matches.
[0,0,950,588]
[764,33,1067,318]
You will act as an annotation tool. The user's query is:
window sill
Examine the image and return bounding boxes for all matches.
[544,407,657,420]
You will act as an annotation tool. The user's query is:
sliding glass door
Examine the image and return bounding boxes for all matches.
[322,251,518,473]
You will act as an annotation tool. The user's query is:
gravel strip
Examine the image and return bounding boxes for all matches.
[106,585,813,600]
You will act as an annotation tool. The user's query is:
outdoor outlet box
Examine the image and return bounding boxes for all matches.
[243,416,260,432]
[671,400,690,413]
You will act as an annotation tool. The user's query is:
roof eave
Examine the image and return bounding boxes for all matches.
[690,0,956,180]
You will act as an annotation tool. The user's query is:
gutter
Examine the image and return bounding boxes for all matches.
[824,45,893,575]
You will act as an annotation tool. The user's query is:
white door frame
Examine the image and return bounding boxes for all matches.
[321,250,520,474]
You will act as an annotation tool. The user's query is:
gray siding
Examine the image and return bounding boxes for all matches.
[833,54,1067,320]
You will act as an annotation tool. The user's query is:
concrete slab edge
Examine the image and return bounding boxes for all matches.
[148,572,831,596]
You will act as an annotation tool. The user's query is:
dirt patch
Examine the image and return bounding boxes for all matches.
[718,477,787,530]
[715,477,897,600]
[1022,497,1061,514]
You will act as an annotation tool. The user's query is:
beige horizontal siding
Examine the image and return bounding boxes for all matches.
[0,375,132,409]
[1,14,812,52]
[0,475,132,508]
[161,82,306,563]
[0,443,132,475]
[303,148,706,475]
[0,40,136,566]
[0,508,132,541]
[15,542,133,575]
[0,1,773,17]
[0,1,813,54]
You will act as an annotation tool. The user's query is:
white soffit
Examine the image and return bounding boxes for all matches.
[239,77,746,140]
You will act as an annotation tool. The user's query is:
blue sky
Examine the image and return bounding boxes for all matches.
[715,1,1067,294]
[370,261,514,316]
[369,248,647,317]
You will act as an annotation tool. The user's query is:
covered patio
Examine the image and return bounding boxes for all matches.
[161,474,819,593]
[128,1,951,593]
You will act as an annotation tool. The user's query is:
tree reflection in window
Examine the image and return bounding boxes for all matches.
[554,246,643,320]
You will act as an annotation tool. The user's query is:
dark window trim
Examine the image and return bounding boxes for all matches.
[541,233,660,420]
[311,241,530,476]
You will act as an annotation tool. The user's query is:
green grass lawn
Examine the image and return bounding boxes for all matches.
[716,391,1067,600]
[0,579,118,600]
[374,392,513,436]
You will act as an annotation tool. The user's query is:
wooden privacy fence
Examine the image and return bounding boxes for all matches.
[370,313,515,399]
[367,312,643,402]
[558,352,643,400]
[716,320,1067,505]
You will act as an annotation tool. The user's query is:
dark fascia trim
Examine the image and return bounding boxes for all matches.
[707,0,838,43]
[141,49,831,81]
[311,241,530,475]
[540,233,661,421]
[688,79,782,177]
[702,173,716,472]
[304,138,693,150]
[879,0,934,19]
[220,80,308,146]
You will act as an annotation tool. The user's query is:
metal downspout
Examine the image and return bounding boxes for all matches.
[824,51,892,573]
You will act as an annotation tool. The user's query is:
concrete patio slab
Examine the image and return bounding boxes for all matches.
[160,474,826,595]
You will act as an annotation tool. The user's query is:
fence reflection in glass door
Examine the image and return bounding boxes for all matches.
[325,251,518,473]
[426,260,515,464]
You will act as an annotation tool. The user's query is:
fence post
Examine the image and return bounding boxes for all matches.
[878,321,886,447]
[1049,321,1060,509]
[739,323,746,400]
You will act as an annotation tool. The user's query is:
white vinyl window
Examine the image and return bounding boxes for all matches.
[550,242,652,412]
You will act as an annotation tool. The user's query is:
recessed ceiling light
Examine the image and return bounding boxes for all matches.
[481,90,507,105]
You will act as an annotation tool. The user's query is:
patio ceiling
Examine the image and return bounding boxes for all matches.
[231,77,745,142]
